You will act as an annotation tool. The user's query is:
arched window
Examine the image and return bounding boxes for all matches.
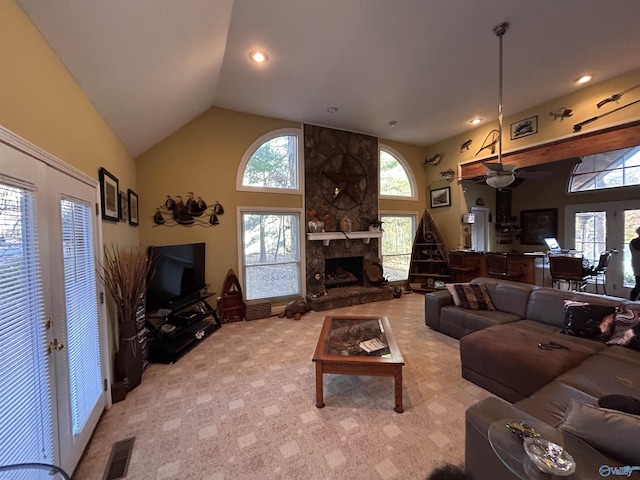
[379,145,417,200]
[237,128,302,193]
[569,146,640,192]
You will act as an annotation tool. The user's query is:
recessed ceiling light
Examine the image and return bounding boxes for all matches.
[470,117,484,125]
[387,120,398,127]
[249,50,268,63]
[576,75,593,84]
[327,106,338,114]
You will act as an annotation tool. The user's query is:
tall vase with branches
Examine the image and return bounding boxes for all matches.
[97,244,153,395]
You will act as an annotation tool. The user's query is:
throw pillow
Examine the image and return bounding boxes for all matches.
[598,394,640,415]
[559,400,640,465]
[452,283,495,311]
[562,300,616,340]
[445,283,466,307]
[606,308,640,351]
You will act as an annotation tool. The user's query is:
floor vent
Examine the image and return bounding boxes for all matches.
[103,437,135,480]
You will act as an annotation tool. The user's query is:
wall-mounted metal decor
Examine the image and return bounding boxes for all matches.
[153,193,224,227]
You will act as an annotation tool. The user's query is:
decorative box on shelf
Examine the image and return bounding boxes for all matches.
[244,299,272,321]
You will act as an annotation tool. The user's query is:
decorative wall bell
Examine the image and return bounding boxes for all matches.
[209,213,219,225]
[213,201,224,215]
[153,209,165,224]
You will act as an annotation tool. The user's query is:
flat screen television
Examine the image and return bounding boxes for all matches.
[146,243,206,312]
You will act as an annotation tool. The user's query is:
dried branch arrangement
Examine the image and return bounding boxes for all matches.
[97,244,152,329]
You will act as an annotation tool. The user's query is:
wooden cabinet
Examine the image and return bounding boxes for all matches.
[409,210,451,293]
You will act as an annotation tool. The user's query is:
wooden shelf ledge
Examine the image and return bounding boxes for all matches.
[307,231,382,246]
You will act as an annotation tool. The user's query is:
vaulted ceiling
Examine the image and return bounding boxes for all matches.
[17,0,640,157]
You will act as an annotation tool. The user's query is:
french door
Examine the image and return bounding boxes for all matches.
[0,133,106,474]
[566,200,640,298]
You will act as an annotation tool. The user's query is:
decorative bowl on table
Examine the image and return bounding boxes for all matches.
[523,437,576,476]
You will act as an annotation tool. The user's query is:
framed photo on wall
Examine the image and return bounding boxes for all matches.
[430,186,451,208]
[520,208,558,245]
[128,189,139,226]
[510,115,538,140]
[119,190,128,222]
[99,167,119,222]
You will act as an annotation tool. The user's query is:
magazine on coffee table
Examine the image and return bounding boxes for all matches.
[359,338,387,353]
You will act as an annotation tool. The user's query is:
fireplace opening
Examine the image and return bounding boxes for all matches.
[324,256,363,288]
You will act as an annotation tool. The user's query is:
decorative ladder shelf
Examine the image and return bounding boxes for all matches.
[307,231,382,246]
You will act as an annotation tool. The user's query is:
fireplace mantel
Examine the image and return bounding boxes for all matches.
[307,231,382,246]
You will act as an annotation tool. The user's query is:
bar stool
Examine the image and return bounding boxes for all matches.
[549,255,588,291]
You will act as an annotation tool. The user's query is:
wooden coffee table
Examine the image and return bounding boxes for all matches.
[312,315,405,413]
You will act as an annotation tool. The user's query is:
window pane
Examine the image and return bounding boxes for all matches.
[242,212,301,300]
[0,181,54,467]
[61,199,101,436]
[574,211,606,263]
[381,215,415,281]
[242,135,298,189]
[569,146,640,192]
[380,150,412,197]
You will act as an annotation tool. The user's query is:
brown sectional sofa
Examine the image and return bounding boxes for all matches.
[424,277,640,479]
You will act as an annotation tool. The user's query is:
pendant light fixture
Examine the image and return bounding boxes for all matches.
[484,22,515,189]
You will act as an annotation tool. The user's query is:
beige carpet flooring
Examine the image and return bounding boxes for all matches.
[73,293,493,480]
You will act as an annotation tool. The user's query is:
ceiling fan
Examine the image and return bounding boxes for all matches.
[483,22,515,189]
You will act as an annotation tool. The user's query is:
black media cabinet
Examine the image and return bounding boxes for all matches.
[145,294,221,364]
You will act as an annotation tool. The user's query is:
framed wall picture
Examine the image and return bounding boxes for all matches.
[520,208,558,245]
[510,115,538,140]
[430,186,451,208]
[128,189,139,226]
[99,167,119,221]
[119,190,128,222]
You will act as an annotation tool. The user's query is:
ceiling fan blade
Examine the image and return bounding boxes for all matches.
[515,170,551,179]
[483,162,504,172]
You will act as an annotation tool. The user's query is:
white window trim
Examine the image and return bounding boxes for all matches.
[236,127,304,194]
[236,205,306,299]
[379,143,418,201]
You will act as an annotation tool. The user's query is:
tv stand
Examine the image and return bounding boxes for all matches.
[145,294,221,364]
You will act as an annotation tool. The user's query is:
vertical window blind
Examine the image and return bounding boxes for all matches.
[60,199,101,436]
[0,180,54,467]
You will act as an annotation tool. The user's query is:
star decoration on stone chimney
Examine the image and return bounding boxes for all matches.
[320,153,368,208]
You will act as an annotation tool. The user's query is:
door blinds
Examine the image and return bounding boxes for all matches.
[0,179,54,466]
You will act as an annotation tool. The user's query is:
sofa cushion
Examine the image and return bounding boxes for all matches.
[460,324,595,401]
[471,277,535,318]
[452,283,495,310]
[607,308,640,351]
[561,300,616,340]
[526,289,625,329]
[559,400,640,465]
[440,307,519,339]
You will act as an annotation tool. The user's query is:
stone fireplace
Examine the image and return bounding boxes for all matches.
[304,124,393,311]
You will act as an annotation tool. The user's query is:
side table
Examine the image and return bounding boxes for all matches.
[488,418,609,479]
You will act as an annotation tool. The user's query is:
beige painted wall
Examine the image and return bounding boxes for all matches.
[136,108,429,296]
[1,0,138,247]
[424,67,640,251]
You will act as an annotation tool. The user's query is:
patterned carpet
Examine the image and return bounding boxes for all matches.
[73,293,493,480]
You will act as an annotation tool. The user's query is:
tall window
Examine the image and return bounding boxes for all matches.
[240,210,302,300]
[574,211,606,263]
[238,128,301,193]
[624,209,640,288]
[380,213,416,281]
[379,145,417,199]
[569,146,640,192]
